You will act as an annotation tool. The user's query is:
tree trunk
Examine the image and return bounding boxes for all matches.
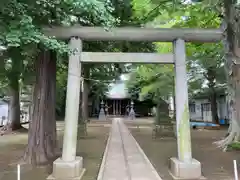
[82,65,90,122]
[78,93,82,123]
[2,49,22,132]
[206,68,218,124]
[8,57,21,130]
[215,0,240,149]
[155,101,161,125]
[173,95,176,120]
[210,89,219,124]
[24,49,57,165]
[94,95,100,117]
[8,78,21,130]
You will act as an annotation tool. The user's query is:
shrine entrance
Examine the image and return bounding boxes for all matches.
[105,78,130,116]
[43,26,223,180]
[106,99,130,116]
[112,99,121,115]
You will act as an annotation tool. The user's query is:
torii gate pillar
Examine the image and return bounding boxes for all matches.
[169,39,202,179]
[47,37,85,180]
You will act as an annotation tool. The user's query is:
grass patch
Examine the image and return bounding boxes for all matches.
[228,142,240,151]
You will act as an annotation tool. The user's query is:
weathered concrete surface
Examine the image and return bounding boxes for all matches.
[43,26,223,42]
[97,118,162,180]
[81,52,174,64]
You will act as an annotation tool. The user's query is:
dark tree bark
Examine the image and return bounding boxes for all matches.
[24,49,57,165]
[1,49,22,133]
[82,65,90,122]
[215,0,240,148]
[210,89,219,124]
[206,68,219,124]
[8,76,21,130]
[173,95,176,120]
[78,93,82,123]
[154,99,169,124]
[155,101,161,125]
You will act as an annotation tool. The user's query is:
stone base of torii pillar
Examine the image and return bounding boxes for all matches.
[169,158,202,179]
[47,157,85,180]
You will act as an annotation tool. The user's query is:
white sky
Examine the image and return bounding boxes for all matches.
[120,74,130,81]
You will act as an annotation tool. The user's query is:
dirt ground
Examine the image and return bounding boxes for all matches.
[0,121,110,180]
[126,119,239,180]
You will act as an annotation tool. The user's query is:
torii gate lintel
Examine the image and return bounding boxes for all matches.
[43,26,223,42]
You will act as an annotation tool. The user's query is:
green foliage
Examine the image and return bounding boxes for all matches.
[127,64,174,102]
[131,0,184,24]
[0,0,227,115]
[89,64,122,98]
[0,0,118,111]
[126,0,226,112]
[0,0,116,52]
[78,0,156,103]
[56,61,68,115]
[227,142,240,151]
[127,40,174,103]
[172,3,225,97]
[187,43,226,95]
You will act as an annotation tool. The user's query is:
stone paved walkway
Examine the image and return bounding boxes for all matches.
[97,118,162,180]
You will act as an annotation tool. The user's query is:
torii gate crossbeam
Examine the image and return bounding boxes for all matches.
[81,52,174,63]
[43,26,223,42]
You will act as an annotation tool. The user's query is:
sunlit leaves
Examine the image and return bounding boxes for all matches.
[127,64,174,102]
[127,0,225,103]
[0,0,118,101]
[0,0,116,52]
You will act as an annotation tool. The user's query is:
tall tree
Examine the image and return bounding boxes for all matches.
[180,0,240,149]
[215,0,240,149]
[0,0,116,164]
[24,49,57,164]
[187,43,225,124]
[152,0,240,148]
[176,3,225,124]
[6,48,23,130]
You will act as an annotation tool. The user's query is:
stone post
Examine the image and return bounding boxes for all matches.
[98,100,106,120]
[116,100,119,115]
[169,39,202,179]
[113,100,116,115]
[128,100,135,120]
[47,37,85,180]
[105,102,109,117]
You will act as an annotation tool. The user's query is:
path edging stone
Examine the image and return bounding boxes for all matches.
[97,121,113,180]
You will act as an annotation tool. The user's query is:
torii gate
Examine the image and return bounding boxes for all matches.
[44,26,223,180]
